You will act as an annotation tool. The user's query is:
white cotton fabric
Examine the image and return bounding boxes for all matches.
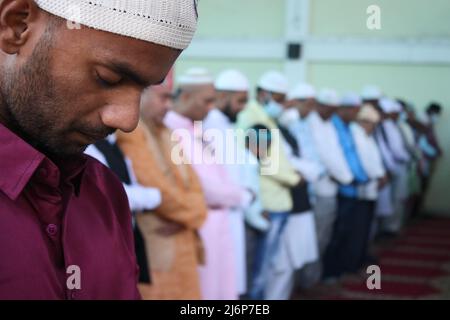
[36,0,198,49]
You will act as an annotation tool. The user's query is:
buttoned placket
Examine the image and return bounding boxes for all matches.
[34,164,82,300]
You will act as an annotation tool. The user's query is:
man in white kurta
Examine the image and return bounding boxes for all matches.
[378,98,411,233]
[307,89,354,282]
[351,104,387,263]
[260,83,321,300]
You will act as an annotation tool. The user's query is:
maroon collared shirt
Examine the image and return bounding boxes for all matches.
[0,123,140,300]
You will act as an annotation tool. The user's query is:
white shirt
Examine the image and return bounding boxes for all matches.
[279,109,325,183]
[203,109,254,210]
[85,135,162,212]
[351,124,386,200]
[382,119,411,163]
[308,111,353,197]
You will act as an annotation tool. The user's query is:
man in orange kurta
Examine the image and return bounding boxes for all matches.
[116,83,207,300]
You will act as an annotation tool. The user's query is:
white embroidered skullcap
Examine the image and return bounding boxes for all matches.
[288,83,316,101]
[215,69,250,92]
[358,104,381,123]
[379,98,402,113]
[341,92,363,108]
[258,71,289,95]
[361,85,382,100]
[35,0,199,50]
[317,88,340,107]
[177,67,214,86]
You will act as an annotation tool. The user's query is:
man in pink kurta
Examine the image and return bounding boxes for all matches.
[164,68,244,300]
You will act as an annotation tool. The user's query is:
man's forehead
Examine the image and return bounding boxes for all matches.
[82,30,179,85]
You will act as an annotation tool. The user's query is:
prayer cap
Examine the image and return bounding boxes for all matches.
[215,69,250,92]
[36,0,199,50]
[288,83,316,101]
[178,67,214,86]
[258,71,289,95]
[379,98,402,113]
[341,92,363,108]
[317,88,340,107]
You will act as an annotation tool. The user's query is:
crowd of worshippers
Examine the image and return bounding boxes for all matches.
[85,67,443,300]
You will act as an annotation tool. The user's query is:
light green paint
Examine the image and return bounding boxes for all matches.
[194,0,285,39]
[311,0,450,38]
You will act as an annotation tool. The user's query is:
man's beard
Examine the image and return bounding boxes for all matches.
[0,27,112,159]
[222,103,238,123]
[0,38,67,157]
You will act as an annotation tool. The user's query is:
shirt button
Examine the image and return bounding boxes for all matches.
[71,291,76,300]
[46,224,58,236]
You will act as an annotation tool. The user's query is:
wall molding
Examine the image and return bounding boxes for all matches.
[182,37,450,65]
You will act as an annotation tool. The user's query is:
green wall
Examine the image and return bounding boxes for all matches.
[176,0,450,213]
[195,0,285,38]
[310,0,450,38]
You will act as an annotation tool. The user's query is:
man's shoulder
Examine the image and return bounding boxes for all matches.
[238,101,272,129]
[83,155,125,191]
[82,155,132,218]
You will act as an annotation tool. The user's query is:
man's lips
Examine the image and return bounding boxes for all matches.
[76,130,110,144]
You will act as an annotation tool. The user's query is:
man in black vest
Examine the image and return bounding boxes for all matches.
[85,135,162,284]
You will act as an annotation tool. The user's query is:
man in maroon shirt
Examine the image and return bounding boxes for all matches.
[0,0,198,299]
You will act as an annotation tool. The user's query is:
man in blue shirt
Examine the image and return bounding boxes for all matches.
[323,93,372,280]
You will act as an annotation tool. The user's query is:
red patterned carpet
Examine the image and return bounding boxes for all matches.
[292,216,450,300]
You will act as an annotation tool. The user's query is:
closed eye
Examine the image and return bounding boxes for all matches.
[95,67,123,88]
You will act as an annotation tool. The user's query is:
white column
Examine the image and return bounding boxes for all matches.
[284,0,310,87]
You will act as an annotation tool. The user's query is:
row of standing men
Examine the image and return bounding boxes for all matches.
[86,67,443,300]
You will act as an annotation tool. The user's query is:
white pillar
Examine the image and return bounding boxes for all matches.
[284,0,310,87]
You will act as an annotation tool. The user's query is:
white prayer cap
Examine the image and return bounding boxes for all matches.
[317,88,340,107]
[215,69,250,92]
[35,0,198,50]
[379,98,402,113]
[361,85,382,100]
[287,83,316,101]
[341,92,362,108]
[178,67,214,86]
[358,104,381,123]
[258,71,289,95]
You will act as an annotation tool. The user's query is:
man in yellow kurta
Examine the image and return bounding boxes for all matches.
[116,83,207,300]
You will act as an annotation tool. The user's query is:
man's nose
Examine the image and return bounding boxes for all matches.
[99,103,140,133]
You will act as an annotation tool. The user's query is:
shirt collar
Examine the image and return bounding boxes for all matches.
[0,123,87,200]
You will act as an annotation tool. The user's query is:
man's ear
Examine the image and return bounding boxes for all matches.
[0,0,39,54]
